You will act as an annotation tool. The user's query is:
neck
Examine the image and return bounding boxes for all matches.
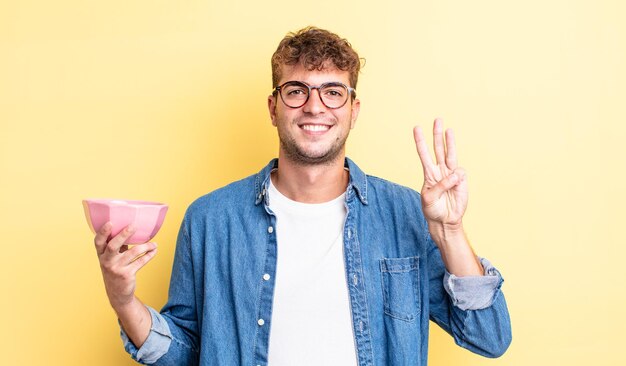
[272,152,349,203]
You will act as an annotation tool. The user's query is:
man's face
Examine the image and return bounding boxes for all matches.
[268,63,360,166]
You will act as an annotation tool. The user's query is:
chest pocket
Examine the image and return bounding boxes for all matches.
[380,256,421,322]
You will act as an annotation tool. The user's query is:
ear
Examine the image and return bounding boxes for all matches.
[268,94,278,126]
[349,98,360,129]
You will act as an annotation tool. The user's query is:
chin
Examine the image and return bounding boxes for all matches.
[279,133,347,166]
[285,147,344,166]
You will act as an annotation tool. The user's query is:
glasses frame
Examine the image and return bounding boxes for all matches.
[273,81,356,109]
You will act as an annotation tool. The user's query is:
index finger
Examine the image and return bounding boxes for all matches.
[413,125,435,174]
[94,222,112,255]
[101,224,137,259]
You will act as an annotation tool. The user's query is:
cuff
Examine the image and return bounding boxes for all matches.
[120,305,172,364]
[443,257,504,311]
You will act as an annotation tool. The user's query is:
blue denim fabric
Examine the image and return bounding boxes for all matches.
[121,158,512,365]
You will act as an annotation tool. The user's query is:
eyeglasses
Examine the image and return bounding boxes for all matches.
[273,81,356,109]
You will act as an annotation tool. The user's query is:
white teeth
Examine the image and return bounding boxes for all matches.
[301,124,330,132]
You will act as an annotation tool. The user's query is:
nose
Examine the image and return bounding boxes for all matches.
[302,88,326,114]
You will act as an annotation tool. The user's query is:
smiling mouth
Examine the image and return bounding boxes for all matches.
[300,124,331,132]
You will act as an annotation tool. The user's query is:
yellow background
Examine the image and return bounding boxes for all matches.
[1,1,625,365]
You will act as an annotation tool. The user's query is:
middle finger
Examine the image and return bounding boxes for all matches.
[433,118,446,166]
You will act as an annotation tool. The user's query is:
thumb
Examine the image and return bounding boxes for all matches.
[424,170,464,201]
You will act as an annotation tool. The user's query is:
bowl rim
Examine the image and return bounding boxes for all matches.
[83,198,168,207]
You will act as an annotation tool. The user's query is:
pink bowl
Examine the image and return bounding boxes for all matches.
[83,199,168,244]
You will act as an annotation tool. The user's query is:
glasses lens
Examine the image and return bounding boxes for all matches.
[320,83,349,108]
[280,81,309,108]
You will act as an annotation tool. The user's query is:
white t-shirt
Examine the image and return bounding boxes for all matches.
[267,178,358,365]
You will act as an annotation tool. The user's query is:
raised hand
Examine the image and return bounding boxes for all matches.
[413,118,468,229]
[413,118,483,275]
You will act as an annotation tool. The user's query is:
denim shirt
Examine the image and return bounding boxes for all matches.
[121,158,512,365]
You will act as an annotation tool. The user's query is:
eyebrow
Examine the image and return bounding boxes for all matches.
[286,80,346,86]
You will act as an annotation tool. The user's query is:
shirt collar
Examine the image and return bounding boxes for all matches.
[254,157,368,206]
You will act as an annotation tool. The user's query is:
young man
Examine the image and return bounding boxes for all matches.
[94,27,511,365]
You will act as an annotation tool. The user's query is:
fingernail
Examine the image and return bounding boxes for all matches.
[127,224,136,232]
[449,174,458,182]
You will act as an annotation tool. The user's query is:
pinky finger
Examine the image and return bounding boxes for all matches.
[128,248,157,274]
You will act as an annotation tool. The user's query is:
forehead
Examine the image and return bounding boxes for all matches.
[278,63,351,86]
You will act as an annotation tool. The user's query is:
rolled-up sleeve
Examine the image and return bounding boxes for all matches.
[443,257,504,311]
[120,306,172,364]
[427,235,512,358]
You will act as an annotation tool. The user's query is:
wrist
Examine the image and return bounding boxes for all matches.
[427,220,484,276]
[427,220,465,244]
[111,295,142,317]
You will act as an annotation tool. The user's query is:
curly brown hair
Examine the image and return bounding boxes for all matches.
[271,26,363,89]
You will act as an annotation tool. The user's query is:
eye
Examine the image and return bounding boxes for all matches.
[282,82,308,97]
[287,88,307,96]
[322,87,345,98]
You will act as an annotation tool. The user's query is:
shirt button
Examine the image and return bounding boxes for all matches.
[263,273,270,281]
[258,319,265,326]
[267,226,274,234]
